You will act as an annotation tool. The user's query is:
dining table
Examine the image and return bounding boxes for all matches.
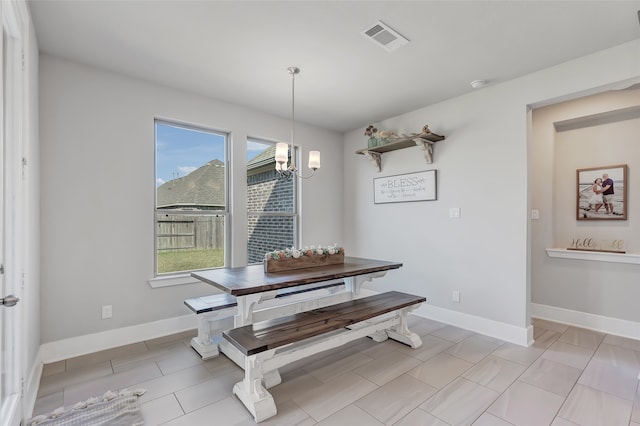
[191,256,403,324]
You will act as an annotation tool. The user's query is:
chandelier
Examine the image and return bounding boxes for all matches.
[275,66,320,179]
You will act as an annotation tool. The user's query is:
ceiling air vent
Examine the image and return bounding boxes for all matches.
[361,20,409,52]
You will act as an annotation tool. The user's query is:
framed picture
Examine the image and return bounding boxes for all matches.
[374,170,436,204]
[576,164,627,220]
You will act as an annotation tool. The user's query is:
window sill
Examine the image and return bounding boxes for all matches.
[148,274,201,288]
[545,248,640,264]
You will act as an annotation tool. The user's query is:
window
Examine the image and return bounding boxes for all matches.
[155,120,228,275]
[246,138,298,264]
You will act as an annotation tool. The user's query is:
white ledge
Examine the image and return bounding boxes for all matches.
[545,248,640,265]
[148,274,201,288]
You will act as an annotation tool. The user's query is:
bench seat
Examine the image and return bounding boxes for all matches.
[184,281,346,359]
[224,290,426,355]
[225,290,425,422]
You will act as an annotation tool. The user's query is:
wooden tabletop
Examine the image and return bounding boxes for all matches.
[191,256,402,296]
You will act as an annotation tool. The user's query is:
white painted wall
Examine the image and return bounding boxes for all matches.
[531,89,640,328]
[343,39,640,345]
[38,55,343,345]
[36,37,640,357]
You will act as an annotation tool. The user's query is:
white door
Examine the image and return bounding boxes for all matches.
[0,1,23,425]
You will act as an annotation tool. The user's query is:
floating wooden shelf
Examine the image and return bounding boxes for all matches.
[356,132,445,172]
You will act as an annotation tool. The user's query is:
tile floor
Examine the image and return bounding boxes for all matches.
[32,317,640,425]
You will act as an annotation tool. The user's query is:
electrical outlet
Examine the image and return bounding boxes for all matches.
[452,290,460,303]
[102,305,112,319]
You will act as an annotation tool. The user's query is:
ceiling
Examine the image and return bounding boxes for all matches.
[28,1,640,133]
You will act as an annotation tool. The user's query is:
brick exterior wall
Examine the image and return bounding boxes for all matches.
[247,169,295,263]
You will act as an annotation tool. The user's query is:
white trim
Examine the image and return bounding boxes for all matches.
[545,248,640,264]
[23,350,43,420]
[414,304,533,347]
[148,273,201,288]
[39,314,197,364]
[531,303,640,340]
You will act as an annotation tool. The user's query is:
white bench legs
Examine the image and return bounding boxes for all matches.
[190,310,234,360]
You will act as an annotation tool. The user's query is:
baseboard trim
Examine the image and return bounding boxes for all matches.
[414,304,533,347]
[531,303,640,340]
[39,314,197,364]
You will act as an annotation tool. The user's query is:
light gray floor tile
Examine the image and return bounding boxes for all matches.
[462,355,526,392]
[420,377,500,426]
[431,326,475,343]
[550,417,581,426]
[408,352,473,389]
[37,361,114,397]
[154,343,204,375]
[133,364,213,403]
[471,412,514,426]
[558,326,605,349]
[64,342,148,371]
[139,393,184,425]
[558,384,633,426]
[269,371,324,405]
[174,370,243,413]
[533,319,570,333]
[315,404,383,426]
[202,352,243,375]
[249,400,316,426]
[161,396,253,426]
[355,374,437,425]
[292,371,377,422]
[353,350,422,386]
[41,361,66,377]
[445,334,504,364]
[532,327,562,349]
[491,342,545,366]
[591,342,640,369]
[62,361,162,405]
[111,341,189,372]
[395,334,456,362]
[519,357,582,397]
[303,346,374,383]
[488,381,565,426]
[578,357,638,401]
[393,408,449,426]
[540,341,595,370]
[31,390,64,417]
[603,334,640,352]
[359,339,406,359]
[407,316,448,336]
[144,329,196,349]
[632,386,640,423]
[32,322,640,426]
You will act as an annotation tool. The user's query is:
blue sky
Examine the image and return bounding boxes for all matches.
[155,122,270,186]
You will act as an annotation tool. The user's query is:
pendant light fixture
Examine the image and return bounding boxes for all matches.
[275,66,320,179]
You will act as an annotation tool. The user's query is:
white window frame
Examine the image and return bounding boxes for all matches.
[149,119,230,287]
[246,137,299,265]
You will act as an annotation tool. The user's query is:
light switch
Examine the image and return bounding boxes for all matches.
[531,209,540,220]
[449,207,461,219]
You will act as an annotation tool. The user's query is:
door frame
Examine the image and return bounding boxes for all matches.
[0,1,26,425]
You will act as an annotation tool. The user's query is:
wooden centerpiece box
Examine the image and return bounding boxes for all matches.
[264,246,345,273]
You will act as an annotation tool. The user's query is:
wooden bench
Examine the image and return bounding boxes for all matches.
[184,281,347,359]
[223,290,425,422]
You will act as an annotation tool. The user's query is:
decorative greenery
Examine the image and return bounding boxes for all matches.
[265,244,344,261]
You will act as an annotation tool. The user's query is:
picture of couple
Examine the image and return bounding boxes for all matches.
[577,164,627,221]
[588,173,614,214]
